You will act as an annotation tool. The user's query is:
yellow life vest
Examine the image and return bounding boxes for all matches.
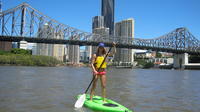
[95,56,107,69]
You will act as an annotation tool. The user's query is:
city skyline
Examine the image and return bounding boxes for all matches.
[3,0,200,40]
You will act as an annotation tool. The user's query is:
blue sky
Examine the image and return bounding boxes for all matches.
[3,0,200,40]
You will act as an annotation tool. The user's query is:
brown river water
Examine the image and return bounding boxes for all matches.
[0,66,200,112]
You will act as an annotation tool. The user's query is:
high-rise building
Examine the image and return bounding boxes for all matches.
[37,23,65,61]
[102,0,115,35]
[93,27,109,36]
[92,16,104,30]
[92,16,108,38]
[114,18,135,65]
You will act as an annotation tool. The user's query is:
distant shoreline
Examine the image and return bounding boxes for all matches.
[1,64,200,70]
[0,54,62,67]
[0,61,90,67]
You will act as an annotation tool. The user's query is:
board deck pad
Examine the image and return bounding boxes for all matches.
[77,94,133,112]
[103,103,118,107]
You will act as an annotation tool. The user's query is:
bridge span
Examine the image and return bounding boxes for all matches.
[0,35,200,55]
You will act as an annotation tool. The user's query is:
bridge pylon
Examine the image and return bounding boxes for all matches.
[173,53,188,69]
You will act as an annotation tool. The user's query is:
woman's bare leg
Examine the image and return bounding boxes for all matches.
[100,75,106,102]
[90,75,98,100]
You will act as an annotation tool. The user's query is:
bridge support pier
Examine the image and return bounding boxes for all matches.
[173,53,188,69]
[68,45,80,64]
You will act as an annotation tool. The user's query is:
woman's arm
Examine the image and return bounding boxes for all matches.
[90,54,98,74]
[108,42,116,56]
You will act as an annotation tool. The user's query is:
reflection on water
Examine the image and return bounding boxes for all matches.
[0,66,200,112]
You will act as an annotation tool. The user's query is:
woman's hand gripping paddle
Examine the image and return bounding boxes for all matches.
[74,46,113,108]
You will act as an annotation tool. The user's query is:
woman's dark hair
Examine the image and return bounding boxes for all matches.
[96,47,106,56]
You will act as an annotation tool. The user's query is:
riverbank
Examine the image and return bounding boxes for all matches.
[0,54,62,67]
[0,48,63,67]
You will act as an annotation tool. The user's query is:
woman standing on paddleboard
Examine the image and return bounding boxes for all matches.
[90,42,116,101]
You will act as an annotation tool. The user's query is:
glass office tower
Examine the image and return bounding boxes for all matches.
[102,0,114,35]
[92,16,104,30]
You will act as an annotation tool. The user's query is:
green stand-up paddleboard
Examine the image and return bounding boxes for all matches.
[77,94,133,112]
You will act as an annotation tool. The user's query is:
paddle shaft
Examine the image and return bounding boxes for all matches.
[84,47,112,94]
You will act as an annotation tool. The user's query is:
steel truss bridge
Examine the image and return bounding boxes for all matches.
[0,3,200,55]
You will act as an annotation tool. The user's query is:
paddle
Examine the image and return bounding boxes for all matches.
[74,46,113,108]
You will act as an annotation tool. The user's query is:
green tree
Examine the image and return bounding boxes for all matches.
[10,48,31,55]
[189,55,200,63]
[143,62,154,68]
[156,52,162,58]
[0,50,10,55]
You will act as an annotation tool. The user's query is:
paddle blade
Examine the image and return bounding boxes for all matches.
[74,94,86,108]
